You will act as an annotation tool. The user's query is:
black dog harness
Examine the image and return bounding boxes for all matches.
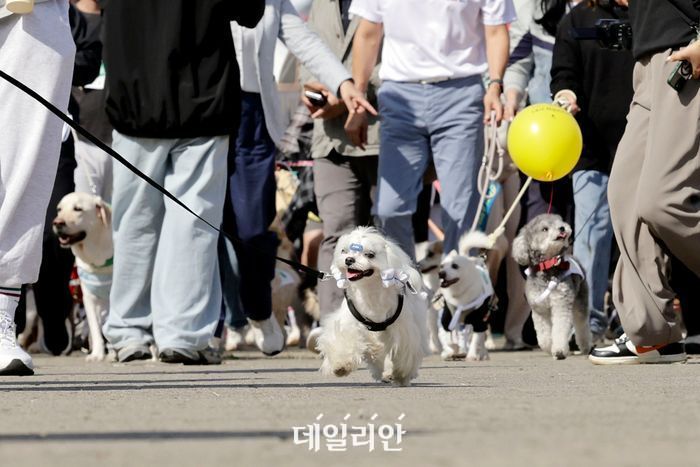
[345,292,404,332]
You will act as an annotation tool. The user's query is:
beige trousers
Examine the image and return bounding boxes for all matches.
[608,50,700,346]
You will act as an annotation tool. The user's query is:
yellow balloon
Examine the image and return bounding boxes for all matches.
[506,103,582,181]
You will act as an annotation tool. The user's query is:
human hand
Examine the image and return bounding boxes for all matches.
[311,92,346,120]
[344,111,369,149]
[301,81,328,113]
[503,88,522,122]
[338,79,377,119]
[553,90,580,115]
[668,40,700,79]
[484,85,504,124]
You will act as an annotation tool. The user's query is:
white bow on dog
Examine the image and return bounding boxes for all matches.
[381,268,418,294]
[330,264,349,289]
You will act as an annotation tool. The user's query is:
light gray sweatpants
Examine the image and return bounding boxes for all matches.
[608,50,700,346]
[0,1,74,286]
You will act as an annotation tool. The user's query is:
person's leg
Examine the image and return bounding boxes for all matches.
[104,132,172,353]
[375,81,431,258]
[0,1,74,374]
[227,93,278,322]
[572,170,613,341]
[428,76,484,253]
[33,137,77,355]
[74,138,114,203]
[225,93,284,355]
[608,52,695,348]
[314,152,378,317]
[500,172,531,348]
[151,136,228,351]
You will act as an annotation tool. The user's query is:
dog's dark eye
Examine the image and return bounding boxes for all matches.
[74,205,83,212]
[542,227,548,232]
[427,251,434,258]
[365,252,375,259]
[451,264,459,270]
[341,249,347,254]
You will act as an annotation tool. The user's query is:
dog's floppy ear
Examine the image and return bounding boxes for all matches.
[385,238,423,293]
[511,231,530,266]
[95,197,112,227]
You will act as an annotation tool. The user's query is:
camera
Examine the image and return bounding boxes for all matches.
[667,38,696,92]
[573,19,632,51]
[593,19,633,51]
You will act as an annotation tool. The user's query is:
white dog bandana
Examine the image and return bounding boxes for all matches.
[447,263,493,331]
[525,255,585,305]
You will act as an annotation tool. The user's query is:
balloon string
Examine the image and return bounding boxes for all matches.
[547,184,554,214]
[486,176,533,246]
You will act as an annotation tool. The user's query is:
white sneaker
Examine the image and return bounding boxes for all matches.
[248,316,285,356]
[0,311,34,375]
[224,325,248,351]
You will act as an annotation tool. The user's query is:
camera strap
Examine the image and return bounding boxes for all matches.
[667,0,700,33]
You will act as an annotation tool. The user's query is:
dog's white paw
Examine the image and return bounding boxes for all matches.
[466,349,489,361]
[381,372,393,384]
[552,348,568,360]
[85,352,106,362]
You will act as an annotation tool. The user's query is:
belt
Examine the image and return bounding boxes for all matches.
[407,76,452,85]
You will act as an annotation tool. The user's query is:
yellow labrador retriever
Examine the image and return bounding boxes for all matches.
[53,193,113,361]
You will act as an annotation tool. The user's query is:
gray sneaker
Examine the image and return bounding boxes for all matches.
[158,347,222,365]
[117,343,153,363]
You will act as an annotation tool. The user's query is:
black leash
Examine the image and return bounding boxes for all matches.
[0,69,327,281]
[345,292,404,332]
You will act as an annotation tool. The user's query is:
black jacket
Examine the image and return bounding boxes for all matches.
[630,0,699,60]
[550,4,635,173]
[102,0,264,138]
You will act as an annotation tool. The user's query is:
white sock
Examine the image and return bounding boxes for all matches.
[0,286,21,321]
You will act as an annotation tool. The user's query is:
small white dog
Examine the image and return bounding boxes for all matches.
[438,231,495,361]
[512,214,590,359]
[53,193,113,362]
[316,227,429,386]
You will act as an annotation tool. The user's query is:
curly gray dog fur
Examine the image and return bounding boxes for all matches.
[512,214,591,359]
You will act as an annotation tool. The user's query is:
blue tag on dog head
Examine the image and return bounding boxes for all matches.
[349,243,364,253]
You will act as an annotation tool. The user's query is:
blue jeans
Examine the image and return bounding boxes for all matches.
[105,132,228,351]
[220,92,278,323]
[572,170,613,335]
[375,76,484,257]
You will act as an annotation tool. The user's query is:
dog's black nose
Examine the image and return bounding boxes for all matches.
[559,226,566,233]
[438,270,446,279]
[345,257,355,266]
[53,219,65,229]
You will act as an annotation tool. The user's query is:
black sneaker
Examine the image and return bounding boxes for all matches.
[159,347,221,365]
[589,334,687,365]
[117,344,153,363]
[685,335,700,355]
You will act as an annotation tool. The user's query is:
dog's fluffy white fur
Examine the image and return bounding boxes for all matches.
[53,192,113,362]
[438,231,494,361]
[512,214,590,359]
[316,227,429,386]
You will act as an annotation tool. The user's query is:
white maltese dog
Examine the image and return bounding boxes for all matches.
[316,227,429,386]
[438,231,495,362]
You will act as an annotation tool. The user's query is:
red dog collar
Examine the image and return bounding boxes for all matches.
[531,255,570,273]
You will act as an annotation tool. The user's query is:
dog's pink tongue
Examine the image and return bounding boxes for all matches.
[347,270,361,279]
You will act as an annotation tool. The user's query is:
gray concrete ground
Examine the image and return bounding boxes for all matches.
[1,347,698,467]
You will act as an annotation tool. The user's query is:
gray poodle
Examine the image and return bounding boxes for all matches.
[512,214,591,359]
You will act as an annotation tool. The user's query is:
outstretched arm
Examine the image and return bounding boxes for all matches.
[345,18,383,149]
